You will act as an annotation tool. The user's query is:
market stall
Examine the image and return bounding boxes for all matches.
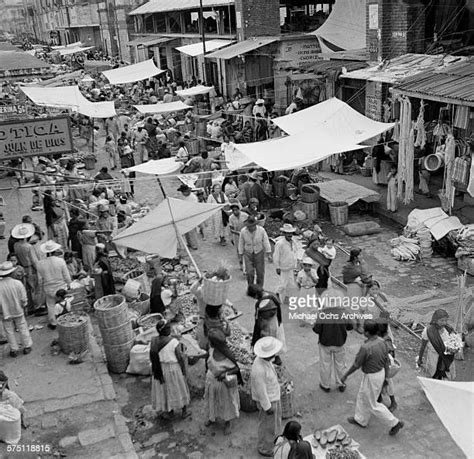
[102,59,166,85]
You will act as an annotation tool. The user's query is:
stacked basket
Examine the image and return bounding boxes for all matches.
[94,294,134,374]
[57,312,89,355]
[417,226,433,258]
[329,201,349,226]
[300,184,319,221]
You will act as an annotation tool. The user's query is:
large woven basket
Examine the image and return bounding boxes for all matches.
[93,294,128,329]
[300,201,319,221]
[103,338,134,374]
[57,312,89,354]
[301,184,320,203]
[281,390,295,419]
[123,269,150,295]
[100,320,133,346]
[202,276,231,306]
[329,201,349,226]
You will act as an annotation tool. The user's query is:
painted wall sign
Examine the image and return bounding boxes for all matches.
[0,104,27,121]
[369,4,379,30]
[0,116,73,160]
[365,81,383,121]
[279,39,321,67]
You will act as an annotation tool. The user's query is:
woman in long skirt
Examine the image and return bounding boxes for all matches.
[150,320,191,420]
[207,183,230,245]
[205,329,241,435]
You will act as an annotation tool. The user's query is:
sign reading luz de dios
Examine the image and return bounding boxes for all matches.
[0,116,73,160]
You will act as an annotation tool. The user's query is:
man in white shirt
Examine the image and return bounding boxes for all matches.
[273,224,298,304]
[251,337,283,457]
[132,126,148,163]
[252,99,266,118]
[177,184,198,250]
[238,216,272,290]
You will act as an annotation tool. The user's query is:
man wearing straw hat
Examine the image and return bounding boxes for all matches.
[12,223,38,313]
[273,224,298,304]
[0,261,33,357]
[36,241,71,330]
[251,336,283,457]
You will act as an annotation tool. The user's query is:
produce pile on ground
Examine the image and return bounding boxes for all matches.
[111,257,142,281]
[390,236,420,261]
[162,258,199,289]
[57,312,88,325]
[227,321,254,365]
[312,428,358,455]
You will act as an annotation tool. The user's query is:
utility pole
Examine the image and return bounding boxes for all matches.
[199,0,207,82]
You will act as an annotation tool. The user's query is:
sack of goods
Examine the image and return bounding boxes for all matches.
[390,236,420,261]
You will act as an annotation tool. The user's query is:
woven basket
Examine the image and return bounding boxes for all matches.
[124,270,150,295]
[129,299,150,316]
[361,167,373,177]
[239,390,258,412]
[300,201,319,221]
[103,338,134,374]
[137,313,165,330]
[202,276,231,306]
[281,390,295,419]
[273,176,288,198]
[185,139,200,156]
[57,312,89,354]
[100,320,133,346]
[301,184,320,203]
[122,279,142,301]
[93,294,128,329]
[329,201,349,226]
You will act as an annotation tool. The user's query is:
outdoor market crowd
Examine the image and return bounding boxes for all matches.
[0,62,464,455]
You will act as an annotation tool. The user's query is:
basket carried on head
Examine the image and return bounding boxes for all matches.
[202,276,231,306]
[103,338,134,374]
[93,294,128,329]
[329,201,349,226]
[57,312,89,354]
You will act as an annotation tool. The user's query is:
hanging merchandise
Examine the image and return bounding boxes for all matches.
[441,134,456,213]
[451,156,470,187]
[414,101,426,149]
[392,120,400,143]
[453,106,470,130]
[468,152,474,197]
[397,96,415,205]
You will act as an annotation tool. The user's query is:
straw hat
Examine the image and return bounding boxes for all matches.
[40,240,62,254]
[302,257,314,266]
[254,336,282,359]
[123,146,133,154]
[248,171,259,180]
[280,223,296,234]
[12,223,35,240]
[161,289,173,306]
[256,99,265,105]
[0,261,16,277]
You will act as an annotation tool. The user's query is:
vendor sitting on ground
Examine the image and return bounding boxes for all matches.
[54,289,72,319]
[0,371,27,445]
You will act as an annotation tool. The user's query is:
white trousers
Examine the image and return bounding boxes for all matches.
[3,315,33,351]
[354,369,399,427]
[277,269,295,301]
[319,344,346,389]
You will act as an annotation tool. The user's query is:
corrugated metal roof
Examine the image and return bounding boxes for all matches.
[205,37,277,59]
[393,58,474,105]
[129,0,233,16]
[127,36,173,46]
[341,53,468,84]
[0,49,52,72]
[298,59,367,73]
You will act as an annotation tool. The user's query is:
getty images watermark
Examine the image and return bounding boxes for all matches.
[287,295,376,322]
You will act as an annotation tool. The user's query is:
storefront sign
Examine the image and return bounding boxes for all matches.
[365,81,383,121]
[369,4,379,29]
[279,39,321,68]
[0,104,27,121]
[0,116,72,160]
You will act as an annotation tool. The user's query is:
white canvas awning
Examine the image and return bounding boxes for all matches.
[58,46,94,56]
[113,197,224,258]
[124,157,182,175]
[418,377,474,458]
[176,40,234,57]
[52,41,82,50]
[20,85,116,118]
[176,85,214,97]
[309,0,366,53]
[134,101,193,114]
[102,59,166,85]
[205,37,277,60]
[273,97,394,143]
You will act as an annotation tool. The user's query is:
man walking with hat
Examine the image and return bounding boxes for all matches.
[273,224,298,304]
[13,223,38,313]
[36,241,71,330]
[251,336,283,456]
[0,261,33,357]
[238,216,272,291]
[177,184,198,250]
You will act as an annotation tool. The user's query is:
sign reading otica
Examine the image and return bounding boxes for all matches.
[0,116,73,159]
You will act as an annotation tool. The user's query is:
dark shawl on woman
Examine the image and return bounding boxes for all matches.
[208,328,243,385]
[316,265,330,293]
[251,294,282,348]
[288,440,313,459]
[43,191,55,227]
[426,309,455,378]
[212,191,229,227]
[97,255,115,295]
[150,335,172,384]
[150,276,165,314]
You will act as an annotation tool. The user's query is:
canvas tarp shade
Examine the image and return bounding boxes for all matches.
[58,46,94,56]
[124,157,182,176]
[176,85,214,97]
[127,36,172,46]
[309,0,366,53]
[316,179,380,205]
[134,101,192,114]
[273,97,394,142]
[113,197,224,258]
[102,59,166,85]
[417,377,474,458]
[51,42,82,50]
[176,40,234,57]
[205,37,278,60]
[20,85,116,118]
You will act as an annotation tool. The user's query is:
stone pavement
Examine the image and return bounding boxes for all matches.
[0,315,137,459]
